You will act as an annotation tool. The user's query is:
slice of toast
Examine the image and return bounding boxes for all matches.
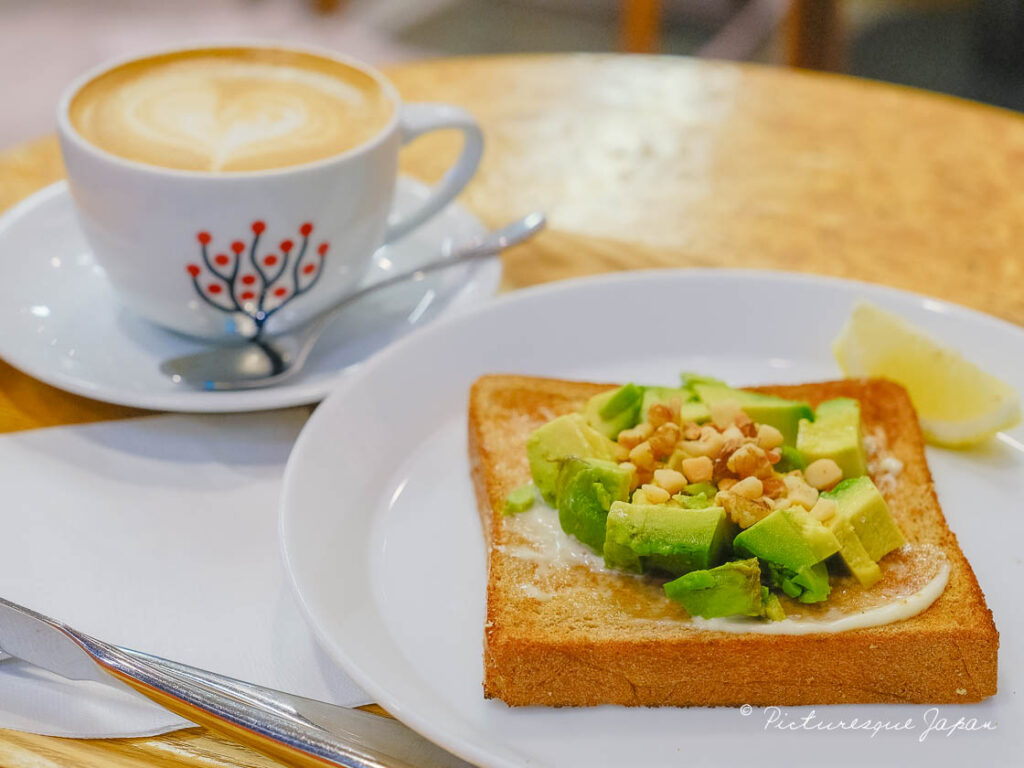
[468,375,998,706]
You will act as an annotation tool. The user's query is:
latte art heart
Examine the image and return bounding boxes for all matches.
[70,50,394,172]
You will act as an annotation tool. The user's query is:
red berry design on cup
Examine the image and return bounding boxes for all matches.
[186,220,330,339]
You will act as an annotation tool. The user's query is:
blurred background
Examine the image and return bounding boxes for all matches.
[1,0,1023,149]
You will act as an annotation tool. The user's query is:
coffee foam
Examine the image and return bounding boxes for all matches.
[69,49,394,172]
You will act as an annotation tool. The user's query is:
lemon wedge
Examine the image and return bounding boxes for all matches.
[833,301,1021,447]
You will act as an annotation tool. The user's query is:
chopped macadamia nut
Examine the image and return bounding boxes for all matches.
[711,399,743,429]
[717,490,772,529]
[731,476,764,500]
[680,427,724,458]
[783,474,819,509]
[720,425,744,444]
[718,477,738,491]
[612,442,630,462]
[680,456,714,484]
[641,484,671,504]
[667,397,683,421]
[629,441,655,470]
[726,443,772,478]
[805,458,843,490]
[653,468,687,495]
[649,422,681,457]
[618,422,653,449]
[761,475,787,499]
[647,403,673,428]
[811,497,838,522]
[756,424,784,450]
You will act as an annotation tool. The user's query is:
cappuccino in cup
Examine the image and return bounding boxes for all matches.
[58,44,483,340]
[68,48,394,173]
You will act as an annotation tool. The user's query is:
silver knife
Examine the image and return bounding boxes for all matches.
[0,596,471,768]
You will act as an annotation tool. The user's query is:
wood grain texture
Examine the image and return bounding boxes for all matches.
[0,53,1022,766]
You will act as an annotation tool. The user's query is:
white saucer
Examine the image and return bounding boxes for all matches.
[0,180,500,412]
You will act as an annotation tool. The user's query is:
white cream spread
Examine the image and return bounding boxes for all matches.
[503,503,614,573]
[504,502,949,633]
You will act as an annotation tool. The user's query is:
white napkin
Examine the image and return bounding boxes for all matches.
[0,410,371,738]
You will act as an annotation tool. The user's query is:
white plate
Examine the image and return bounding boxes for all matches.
[281,271,1024,768]
[0,180,500,412]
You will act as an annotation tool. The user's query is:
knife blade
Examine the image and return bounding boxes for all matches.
[0,596,471,768]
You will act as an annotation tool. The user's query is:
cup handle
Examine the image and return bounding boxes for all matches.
[383,103,484,244]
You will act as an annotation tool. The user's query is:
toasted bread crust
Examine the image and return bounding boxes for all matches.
[469,375,998,706]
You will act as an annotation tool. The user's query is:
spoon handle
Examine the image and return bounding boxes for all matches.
[298,212,546,345]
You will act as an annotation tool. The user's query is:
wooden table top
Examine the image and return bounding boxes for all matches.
[1,53,1022,766]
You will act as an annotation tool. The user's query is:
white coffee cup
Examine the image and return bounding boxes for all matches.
[57,43,483,340]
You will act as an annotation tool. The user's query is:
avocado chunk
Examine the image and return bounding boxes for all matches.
[692,383,814,445]
[761,587,786,622]
[680,401,712,424]
[603,502,733,576]
[822,476,906,562]
[503,483,536,516]
[555,458,633,552]
[829,517,883,587]
[797,398,868,479]
[766,560,832,603]
[526,413,620,503]
[664,558,770,619]
[774,445,806,473]
[733,507,841,603]
[682,482,718,498]
[584,384,644,439]
[679,372,725,388]
[673,492,713,510]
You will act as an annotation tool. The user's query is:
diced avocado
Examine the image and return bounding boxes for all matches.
[603,502,733,576]
[797,398,867,479]
[673,493,713,510]
[733,507,841,569]
[584,384,644,439]
[526,413,620,503]
[829,517,883,587]
[774,445,806,473]
[733,507,840,603]
[663,558,764,619]
[679,372,725,388]
[692,383,814,445]
[555,458,632,552]
[766,560,832,603]
[683,482,718,498]
[503,483,536,516]
[761,587,786,621]
[823,476,906,562]
[680,401,712,424]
